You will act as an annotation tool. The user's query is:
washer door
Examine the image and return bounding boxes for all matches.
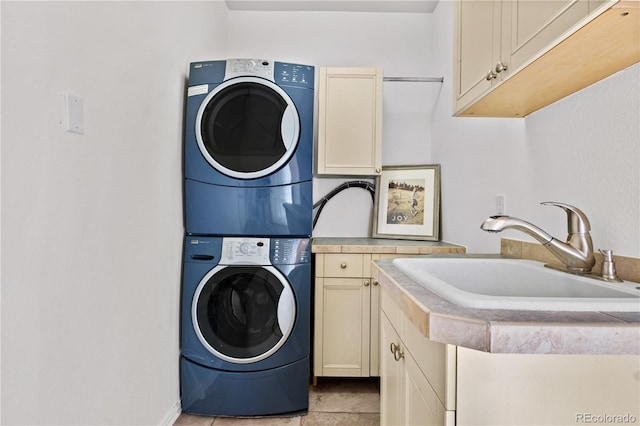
[195,77,300,180]
[192,265,296,364]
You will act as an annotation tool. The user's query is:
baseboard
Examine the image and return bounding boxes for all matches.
[160,400,181,426]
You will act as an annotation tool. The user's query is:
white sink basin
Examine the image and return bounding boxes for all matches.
[392,257,640,312]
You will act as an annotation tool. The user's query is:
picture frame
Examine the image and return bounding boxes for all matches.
[372,164,441,241]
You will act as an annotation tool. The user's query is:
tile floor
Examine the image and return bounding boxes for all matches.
[174,378,380,426]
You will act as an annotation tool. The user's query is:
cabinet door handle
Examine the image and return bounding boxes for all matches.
[495,61,508,73]
[340,262,347,269]
[390,342,398,354]
[364,280,370,287]
[486,70,497,81]
[394,346,405,362]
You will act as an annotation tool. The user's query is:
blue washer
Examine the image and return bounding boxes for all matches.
[180,236,311,416]
[184,59,314,237]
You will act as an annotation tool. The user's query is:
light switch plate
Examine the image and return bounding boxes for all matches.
[64,93,84,134]
[496,193,506,215]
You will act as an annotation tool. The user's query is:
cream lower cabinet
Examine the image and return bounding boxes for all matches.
[380,288,640,426]
[314,253,409,379]
[380,287,456,426]
[380,314,405,425]
[456,348,640,425]
[313,253,381,379]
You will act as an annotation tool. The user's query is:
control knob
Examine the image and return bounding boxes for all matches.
[239,242,251,254]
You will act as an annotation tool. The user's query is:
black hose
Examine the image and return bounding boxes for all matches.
[313,180,376,229]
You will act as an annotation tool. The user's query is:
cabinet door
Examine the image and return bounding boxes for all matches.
[456,347,640,425]
[588,0,606,12]
[370,254,390,377]
[317,67,383,176]
[369,278,381,376]
[502,0,589,72]
[380,313,405,426]
[454,0,502,111]
[318,277,371,376]
[405,351,448,426]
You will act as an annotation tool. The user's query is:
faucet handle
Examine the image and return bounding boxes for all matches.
[541,202,591,234]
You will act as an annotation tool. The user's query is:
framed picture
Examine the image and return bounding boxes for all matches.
[372,165,441,241]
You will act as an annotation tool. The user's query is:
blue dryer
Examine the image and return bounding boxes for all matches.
[184,59,314,237]
[180,236,310,416]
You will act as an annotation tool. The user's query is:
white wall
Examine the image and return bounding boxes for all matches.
[1,2,227,424]
[226,10,435,236]
[431,1,640,257]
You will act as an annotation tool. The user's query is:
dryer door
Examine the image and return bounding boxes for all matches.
[192,265,296,364]
[195,77,300,180]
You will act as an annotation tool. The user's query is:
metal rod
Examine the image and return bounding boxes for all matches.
[383,77,444,83]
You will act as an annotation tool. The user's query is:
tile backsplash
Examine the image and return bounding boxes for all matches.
[501,238,640,283]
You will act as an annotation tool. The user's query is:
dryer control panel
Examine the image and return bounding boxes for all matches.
[225,58,274,81]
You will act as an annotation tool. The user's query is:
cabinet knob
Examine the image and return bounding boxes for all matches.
[340,262,347,269]
[495,61,508,73]
[486,70,497,81]
[393,346,404,362]
[373,280,379,286]
[375,168,381,174]
[364,280,370,287]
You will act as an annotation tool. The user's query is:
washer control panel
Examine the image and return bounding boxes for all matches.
[219,237,310,265]
[220,237,270,265]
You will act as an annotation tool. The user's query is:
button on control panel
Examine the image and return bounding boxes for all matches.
[272,239,310,265]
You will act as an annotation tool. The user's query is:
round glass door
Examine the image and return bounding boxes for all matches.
[195,77,300,180]
[192,265,296,364]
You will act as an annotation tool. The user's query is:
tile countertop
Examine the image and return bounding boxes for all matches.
[373,256,640,355]
[311,237,466,254]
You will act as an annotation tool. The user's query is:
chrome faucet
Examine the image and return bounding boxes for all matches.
[481,202,596,274]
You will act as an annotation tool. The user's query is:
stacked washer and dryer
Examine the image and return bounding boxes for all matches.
[181,59,315,416]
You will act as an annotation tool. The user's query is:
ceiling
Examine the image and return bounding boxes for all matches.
[224,0,440,13]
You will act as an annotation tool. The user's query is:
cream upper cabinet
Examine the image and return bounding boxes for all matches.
[455,0,590,114]
[502,0,589,73]
[317,67,383,176]
[454,0,502,112]
[454,0,639,117]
